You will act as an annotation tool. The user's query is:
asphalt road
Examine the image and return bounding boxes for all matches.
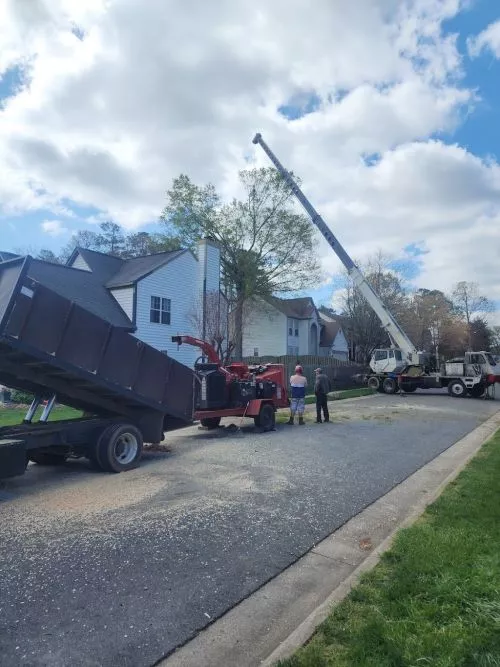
[1,392,498,667]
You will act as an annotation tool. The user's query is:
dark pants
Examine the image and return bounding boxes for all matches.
[315,392,329,422]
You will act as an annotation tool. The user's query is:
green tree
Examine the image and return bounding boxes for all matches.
[97,222,125,255]
[161,169,320,356]
[123,231,182,258]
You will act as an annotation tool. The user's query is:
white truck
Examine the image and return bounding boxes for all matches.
[252,133,498,399]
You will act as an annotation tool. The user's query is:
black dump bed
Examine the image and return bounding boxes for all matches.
[0,257,194,430]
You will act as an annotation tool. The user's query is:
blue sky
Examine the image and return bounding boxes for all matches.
[0,0,499,318]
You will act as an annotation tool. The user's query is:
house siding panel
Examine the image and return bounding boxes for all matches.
[243,302,286,357]
[70,253,91,272]
[134,252,199,367]
[110,287,134,321]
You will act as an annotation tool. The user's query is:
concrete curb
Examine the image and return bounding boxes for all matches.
[161,407,500,667]
[261,408,500,666]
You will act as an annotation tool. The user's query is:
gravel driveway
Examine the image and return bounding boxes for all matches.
[1,392,498,667]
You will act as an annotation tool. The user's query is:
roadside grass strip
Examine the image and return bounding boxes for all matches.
[277,429,500,667]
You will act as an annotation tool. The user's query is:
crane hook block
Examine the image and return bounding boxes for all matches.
[252,133,262,144]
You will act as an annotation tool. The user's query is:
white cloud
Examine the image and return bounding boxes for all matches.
[41,219,68,236]
[467,19,500,59]
[0,0,498,320]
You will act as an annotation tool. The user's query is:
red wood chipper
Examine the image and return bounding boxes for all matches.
[172,336,290,431]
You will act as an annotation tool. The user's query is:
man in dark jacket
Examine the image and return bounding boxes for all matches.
[314,368,330,423]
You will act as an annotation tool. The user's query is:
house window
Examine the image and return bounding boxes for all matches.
[253,347,259,356]
[150,296,171,325]
[288,318,299,337]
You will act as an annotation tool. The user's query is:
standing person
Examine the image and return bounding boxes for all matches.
[314,367,330,423]
[288,365,307,425]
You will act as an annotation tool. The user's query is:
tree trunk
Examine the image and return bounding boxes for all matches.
[234,296,244,359]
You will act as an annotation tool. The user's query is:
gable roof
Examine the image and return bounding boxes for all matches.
[68,247,125,281]
[268,296,317,319]
[319,319,342,347]
[106,249,187,288]
[28,259,134,330]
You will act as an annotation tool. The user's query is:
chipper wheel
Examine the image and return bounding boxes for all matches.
[200,417,222,430]
[254,403,275,432]
[93,423,143,473]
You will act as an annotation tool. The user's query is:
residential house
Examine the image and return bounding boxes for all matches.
[318,310,350,361]
[242,296,349,360]
[0,239,221,368]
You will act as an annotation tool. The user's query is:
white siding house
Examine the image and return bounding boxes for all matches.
[110,287,134,320]
[242,300,287,357]
[135,251,200,367]
[66,239,222,368]
[243,297,321,357]
[242,296,349,360]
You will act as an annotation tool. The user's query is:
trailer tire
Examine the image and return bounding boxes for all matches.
[382,378,397,394]
[448,380,466,398]
[254,403,275,432]
[200,417,221,430]
[367,376,380,391]
[401,384,417,393]
[29,452,67,466]
[95,423,143,473]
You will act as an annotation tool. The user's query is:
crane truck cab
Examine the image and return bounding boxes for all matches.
[370,348,404,374]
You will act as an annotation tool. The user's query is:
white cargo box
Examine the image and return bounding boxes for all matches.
[445,362,465,376]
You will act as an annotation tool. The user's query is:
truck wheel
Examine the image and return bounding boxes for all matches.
[382,378,397,394]
[254,403,275,432]
[200,417,221,430]
[29,452,67,466]
[95,424,143,473]
[367,376,380,391]
[448,380,466,398]
[401,384,417,393]
[468,385,485,398]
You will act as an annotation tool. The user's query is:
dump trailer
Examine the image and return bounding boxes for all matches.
[0,256,194,480]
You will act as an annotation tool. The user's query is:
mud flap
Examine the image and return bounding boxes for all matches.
[0,440,27,479]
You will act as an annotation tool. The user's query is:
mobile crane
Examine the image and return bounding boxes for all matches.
[252,133,498,398]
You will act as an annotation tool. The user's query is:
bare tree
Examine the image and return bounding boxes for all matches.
[340,252,410,364]
[187,290,234,362]
[451,281,492,349]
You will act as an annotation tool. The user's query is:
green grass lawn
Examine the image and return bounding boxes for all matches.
[304,388,375,405]
[277,429,500,667]
[0,406,82,427]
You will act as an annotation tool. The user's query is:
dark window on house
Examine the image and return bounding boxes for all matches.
[150,296,171,325]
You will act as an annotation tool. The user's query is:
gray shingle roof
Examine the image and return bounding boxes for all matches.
[268,296,317,319]
[319,319,342,347]
[0,251,20,262]
[106,250,187,287]
[69,248,125,282]
[28,260,133,330]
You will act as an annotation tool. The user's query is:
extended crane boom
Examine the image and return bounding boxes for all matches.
[252,133,419,364]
